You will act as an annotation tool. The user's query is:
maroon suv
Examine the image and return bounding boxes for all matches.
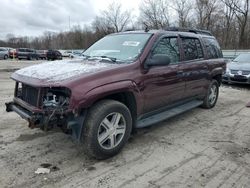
[6,29,226,159]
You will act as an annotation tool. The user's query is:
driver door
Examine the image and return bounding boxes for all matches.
[142,36,185,114]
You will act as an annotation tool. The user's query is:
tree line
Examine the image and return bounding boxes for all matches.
[0,0,249,50]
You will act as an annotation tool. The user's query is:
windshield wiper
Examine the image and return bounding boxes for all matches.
[81,54,90,59]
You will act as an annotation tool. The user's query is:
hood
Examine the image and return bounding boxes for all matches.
[14,59,118,83]
[228,62,250,70]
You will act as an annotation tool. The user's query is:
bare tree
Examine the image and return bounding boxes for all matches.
[139,0,170,29]
[222,0,249,48]
[172,0,193,27]
[103,2,132,32]
[92,2,131,34]
[220,0,237,48]
[195,0,220,30]
[92,16,115,37]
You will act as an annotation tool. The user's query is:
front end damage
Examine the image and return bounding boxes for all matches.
[5,82,86,141]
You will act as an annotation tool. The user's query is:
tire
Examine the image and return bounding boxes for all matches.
[221,80,227,84]
[202,79,219,109]
[82,100,132,159]
[4,55,8,59]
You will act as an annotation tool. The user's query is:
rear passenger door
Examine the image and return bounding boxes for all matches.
[179,37,209,99]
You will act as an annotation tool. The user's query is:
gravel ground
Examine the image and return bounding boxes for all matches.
[0,59,250,188]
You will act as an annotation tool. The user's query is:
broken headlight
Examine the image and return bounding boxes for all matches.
[42,87,70,109]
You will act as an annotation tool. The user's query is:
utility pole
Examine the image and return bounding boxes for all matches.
[69,16,71,31]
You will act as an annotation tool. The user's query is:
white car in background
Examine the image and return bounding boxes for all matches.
[62,50,73,57]
[69,50,85,58]
[0,47,9,59]
[61,49,85,58]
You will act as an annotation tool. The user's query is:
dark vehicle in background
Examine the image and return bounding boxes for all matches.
[0,47,9,59]
[47,50,62,60]
[36,50,48,60]
[6,28,225,159]
[223,53,250,84]
[17,48,39,60]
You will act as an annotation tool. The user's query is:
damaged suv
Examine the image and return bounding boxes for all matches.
[6,28,226,159]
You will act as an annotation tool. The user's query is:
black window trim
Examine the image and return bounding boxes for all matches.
[179,36,205,63]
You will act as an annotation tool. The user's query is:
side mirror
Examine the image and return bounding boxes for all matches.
[146,54,171,67]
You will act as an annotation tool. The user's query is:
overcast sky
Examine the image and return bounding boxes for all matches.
[0,0,141,40]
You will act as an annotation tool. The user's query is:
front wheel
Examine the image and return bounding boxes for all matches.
[82,100,132,159]
[202,79,219,109]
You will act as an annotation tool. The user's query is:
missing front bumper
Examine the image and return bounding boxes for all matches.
[5,102,86,141]
[5,102,42,128]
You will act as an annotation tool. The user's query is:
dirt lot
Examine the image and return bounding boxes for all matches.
[0,59,250,188]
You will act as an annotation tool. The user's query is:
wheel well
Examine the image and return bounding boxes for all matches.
[93,92,137,128]
[213,74,222,86]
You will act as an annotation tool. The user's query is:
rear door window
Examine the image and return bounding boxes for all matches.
[181,37,204,61]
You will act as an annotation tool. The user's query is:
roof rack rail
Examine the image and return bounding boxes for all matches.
[164,27,212,36]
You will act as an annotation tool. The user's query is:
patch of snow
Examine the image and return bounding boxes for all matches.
[35,168,50,174]
[15,59,116,82]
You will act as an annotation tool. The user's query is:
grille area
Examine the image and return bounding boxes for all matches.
[231,76,248,83]
[230,69,250,75]
[17,83,39,107]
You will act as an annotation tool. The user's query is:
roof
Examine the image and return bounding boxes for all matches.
[115,28,214,38]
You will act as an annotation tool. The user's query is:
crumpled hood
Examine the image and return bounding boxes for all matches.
[14,59,117,83]
[228,62,250,70]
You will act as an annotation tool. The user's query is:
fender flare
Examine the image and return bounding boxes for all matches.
[210,67,223,79]
[77,80,142,110]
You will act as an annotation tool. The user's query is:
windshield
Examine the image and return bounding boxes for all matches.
[233,53,250,63]
[83,33,152,63]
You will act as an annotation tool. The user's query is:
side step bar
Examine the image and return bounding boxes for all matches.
[136,100,203,128]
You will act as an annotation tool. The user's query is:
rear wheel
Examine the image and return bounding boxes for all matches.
[202,79,219,109]
[82,100,132,159]
[4,55,8,59]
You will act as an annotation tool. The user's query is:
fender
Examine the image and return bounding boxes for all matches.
[210,67,224,78]
[77,80,143,114]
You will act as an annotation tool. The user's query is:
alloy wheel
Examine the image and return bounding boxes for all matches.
[97,112,126,150]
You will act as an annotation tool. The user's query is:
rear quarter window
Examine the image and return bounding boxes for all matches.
[203,37,223,59]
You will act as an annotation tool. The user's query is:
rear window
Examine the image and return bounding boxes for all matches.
[203,37,223,59]
[181,37,204,61]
